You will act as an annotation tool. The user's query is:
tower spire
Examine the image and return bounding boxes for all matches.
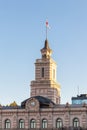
[40,21,52,59]
[41,39,52,59]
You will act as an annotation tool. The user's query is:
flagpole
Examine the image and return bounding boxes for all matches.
[46,25,47,39]
[46,21,49,40]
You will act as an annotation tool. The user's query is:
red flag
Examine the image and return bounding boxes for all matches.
[46,21,48,27]
[46,21,50,29]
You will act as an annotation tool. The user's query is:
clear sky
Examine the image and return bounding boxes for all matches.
[0,0,87,105]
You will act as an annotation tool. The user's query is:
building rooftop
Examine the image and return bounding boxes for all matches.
[21,96,55,108]
[72,94,87,99]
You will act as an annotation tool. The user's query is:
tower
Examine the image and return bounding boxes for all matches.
[30,39,61,104]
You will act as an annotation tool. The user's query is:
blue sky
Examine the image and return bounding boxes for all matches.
[0,0,87,105]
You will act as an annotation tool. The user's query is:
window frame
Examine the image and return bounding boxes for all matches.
[5,119,11,129]
[56,118,63,128]
[73,118,79,128]
[30,119,36,128]
[42,67,44,78]
[42,119,48,128]
[19,119,25,128]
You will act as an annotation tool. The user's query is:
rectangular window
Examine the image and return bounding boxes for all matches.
[53,69,55,79]
[42,67,44,78]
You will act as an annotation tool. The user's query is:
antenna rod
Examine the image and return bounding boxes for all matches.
[46,25,47,39]
[77,86,79,96]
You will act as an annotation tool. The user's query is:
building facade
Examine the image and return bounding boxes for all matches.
[0,38,87,130]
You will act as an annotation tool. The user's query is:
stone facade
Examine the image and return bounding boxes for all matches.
[0,100,87,129]
[31,39,60,104]
[1,39,87,130]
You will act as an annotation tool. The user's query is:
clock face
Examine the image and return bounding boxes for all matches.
[31,101,35,106]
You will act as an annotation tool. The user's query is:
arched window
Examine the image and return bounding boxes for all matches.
[30,119,36,128]
[19,119,24,128]
[56,118,63,128]
[73,118,79,128]
[42,119,47,128]
[5,119,11,128]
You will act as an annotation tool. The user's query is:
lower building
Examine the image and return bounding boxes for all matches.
[72,94,87,105]
[0,38,87,130]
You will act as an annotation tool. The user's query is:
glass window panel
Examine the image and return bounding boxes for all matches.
[73,118,79,127]
[5,119,11,128]
[56,118,62,128]
[42,119,47,128]
[19,119,24,128]
[30,119,36,128]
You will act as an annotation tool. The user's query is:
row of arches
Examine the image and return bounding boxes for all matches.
[5,118,80,129]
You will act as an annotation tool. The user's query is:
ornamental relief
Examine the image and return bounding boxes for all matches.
[25,115,28,120]
[25,98,39,111]
[29,113,37,116]
[41,116,49,120]
[29,116,37,120]
[70,112,82,115]
[37,115,40,119]
[36,113,40,119]
[82,114,87,121]
[64,114,69,118]
[53,112,64,115]
[13,114,17,120]
[48,114,52,119]
[41,113,48,116]
[2,113,13,116]
[18,113,25,116]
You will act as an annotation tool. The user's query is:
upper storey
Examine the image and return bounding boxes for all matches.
[35,39,57,82]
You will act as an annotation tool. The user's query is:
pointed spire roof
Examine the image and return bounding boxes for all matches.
[43,39,50,50]
[41,39,52,59]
